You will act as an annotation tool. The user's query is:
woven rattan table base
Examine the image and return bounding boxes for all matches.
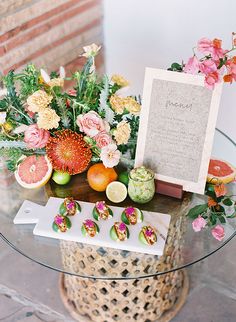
[59,270,189,322]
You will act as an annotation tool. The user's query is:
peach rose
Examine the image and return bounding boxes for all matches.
[76,111,108,137]
[24,124,50,149]
[94,131,113,148]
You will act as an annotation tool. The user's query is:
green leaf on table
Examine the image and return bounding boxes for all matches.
[218,216,226,224]
[223,198,233,206]
[211,205,225,215]
[187,204,208,219]
[209,213,217,226]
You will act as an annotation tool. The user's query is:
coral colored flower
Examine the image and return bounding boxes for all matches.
[183,56,199,74]
[214,183,227,197]
[204,71,220,89]
[199,60,217,75]
[68,89,77,96]
[94,131,113,148]
[76,111,108,137]
[211,225,225,241]
[111,74,129,87]
[192,216,207,232]
[27,90,53,113]
[208,197,218,208]
[223,74,234,83]
[37,108,60,130]
[113,121,131,145]
[46,130,92,174]
[100,143,121,168]
[24,124,50,149]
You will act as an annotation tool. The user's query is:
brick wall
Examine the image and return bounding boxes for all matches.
[0,0,104,81]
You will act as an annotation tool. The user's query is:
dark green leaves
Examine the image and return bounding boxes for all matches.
[223,198,233,206]
[187,204,208,219]
[168,62,183,72]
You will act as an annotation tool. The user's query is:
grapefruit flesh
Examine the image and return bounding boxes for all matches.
[15,155,52,189]
[207,159,236,184]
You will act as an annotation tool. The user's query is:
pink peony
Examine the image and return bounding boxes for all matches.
[192,216,207,232]
[24,124,50,149]
[183,56,199,74]
[204,71,221,89]
[199,60,217,75]
[100,143,121,168]
[76,111,108,137]
[94,131,113,148]
[211,225,225,241]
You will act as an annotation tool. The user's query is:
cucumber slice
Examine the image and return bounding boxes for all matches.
[108,208,113,217]
[94,222,100,233]
[92,207,99,221]
[52,222,59,232]
[64,216,72,229]
[110,226,118,241]
[75,202,81,213]
[138,231,148,245]
[59,203,67,216]
[81,224,87,236]
[135,208,144,223]
[121,211,130,225]
[126,227,130,239]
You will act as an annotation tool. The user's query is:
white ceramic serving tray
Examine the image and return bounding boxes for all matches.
[14,197,171,255]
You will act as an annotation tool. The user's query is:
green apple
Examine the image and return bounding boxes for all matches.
[52,171,71,185]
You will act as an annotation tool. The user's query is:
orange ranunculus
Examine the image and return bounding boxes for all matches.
[208,197,218,208]
[214,183,227,198]
[232,56,236,64]
[213,38,222,49]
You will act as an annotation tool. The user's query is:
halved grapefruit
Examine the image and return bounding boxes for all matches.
[15,155,53,189]
[207,158,236,184]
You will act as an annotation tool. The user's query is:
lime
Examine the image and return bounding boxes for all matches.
[106,181,127,203]
[118,171,129,186]
[52,171,71,185]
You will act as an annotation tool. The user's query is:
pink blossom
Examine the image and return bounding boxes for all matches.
[145,229,153,237]
[68,89,77,96]
[204,71,221,90]
[67,201,75,210]
[211,225,225,241]
[76,111,109,137]
[96,201,106,211]
[197,38,213,54]
[55,215,63,225]
[125,207,135,216]
[192,216,207,232]
[94,131,113,148]
[24,124,50,149]
[183,56,199,74]
[199,60,217,75]
[119,223,126,231]
[197,38,225,60]
[100,143,121,168]
[84,219,94,228]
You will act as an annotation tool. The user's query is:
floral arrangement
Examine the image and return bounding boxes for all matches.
[0,44,140,175]
[169,32,236,89]
[187,182,236,241]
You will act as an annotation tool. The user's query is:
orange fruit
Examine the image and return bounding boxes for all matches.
[87,163,118,192]
[207,158,236,184]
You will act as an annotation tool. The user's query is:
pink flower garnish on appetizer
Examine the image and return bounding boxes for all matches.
[96,201,106,212]
[125,207,135,217]
[85,219,95,228]
[54,215,63,225]
[119,222,126,232]
[145,229,153,237]
[67,201,75,209]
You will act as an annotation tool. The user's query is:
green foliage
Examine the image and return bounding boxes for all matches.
[187,204,208,219]
[168,62,183,72]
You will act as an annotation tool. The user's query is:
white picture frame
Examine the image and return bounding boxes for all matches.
[135,68,223,194]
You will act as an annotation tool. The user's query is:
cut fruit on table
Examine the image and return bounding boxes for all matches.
[106,181,127,203]
[207,159,236,184]
[87,163,118,192]
[15,155,53,189]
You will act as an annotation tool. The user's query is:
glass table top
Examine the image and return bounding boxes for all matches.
[0,129,235,280]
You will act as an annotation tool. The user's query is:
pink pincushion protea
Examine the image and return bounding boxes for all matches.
[84,219,95,228]
[125,207,135,217]
[119,222,126,232]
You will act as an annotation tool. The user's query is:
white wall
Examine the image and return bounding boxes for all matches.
[104,0,236,142]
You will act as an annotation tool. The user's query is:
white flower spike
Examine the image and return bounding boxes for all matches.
[40,69,50,84]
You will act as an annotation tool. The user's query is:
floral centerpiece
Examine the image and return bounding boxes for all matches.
[0,44,140,187]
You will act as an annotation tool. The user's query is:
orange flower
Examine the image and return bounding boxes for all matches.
[232,56,236,64]
[213,38,222,49]
[208,197,218,208]
[223,74,233,83]
[214,183,227,198]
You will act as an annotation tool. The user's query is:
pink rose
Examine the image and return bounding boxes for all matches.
[94,131,112,148]
[199,60,217,75]
[76,111,108,137]
[184,56,199,74]
[24,124,50,149]
[204,71,221,89]
[211,225,225,241]
[192,216,207,232]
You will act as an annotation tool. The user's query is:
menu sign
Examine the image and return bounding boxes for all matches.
[135,68,222,194]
